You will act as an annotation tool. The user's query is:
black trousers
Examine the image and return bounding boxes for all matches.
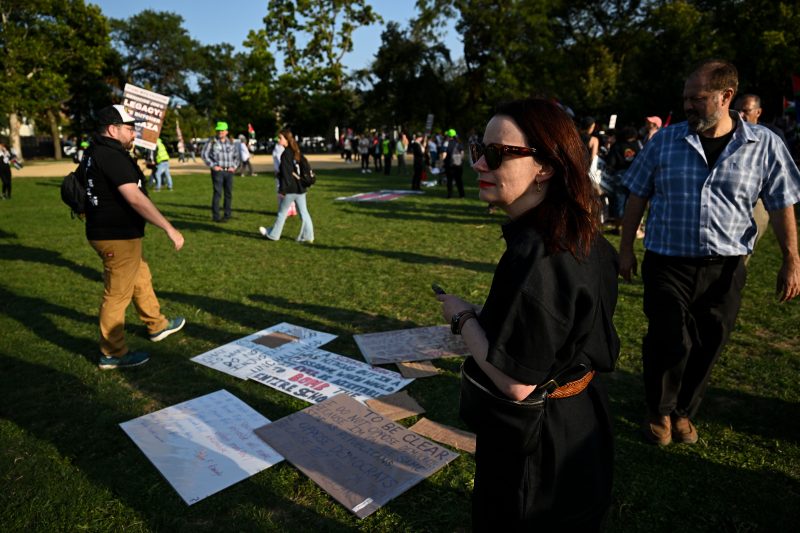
[471,381,612,532]
[446,164,464,198]
[0,167,10,198]
[641,252,746,418]
[411,164,423,190]
[210,170,234,220]
[383,154,392,175]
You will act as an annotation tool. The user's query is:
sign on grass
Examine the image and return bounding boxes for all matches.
[191,322,337,379]
[354,325,470,365]
[247,347,412,404]
[254,394,459,519]
[120,390,283,505]
[335,190,424,202]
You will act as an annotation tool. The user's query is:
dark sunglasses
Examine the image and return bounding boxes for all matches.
[469,142,537,170]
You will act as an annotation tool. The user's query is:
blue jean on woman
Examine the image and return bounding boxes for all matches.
[266,192,314,242]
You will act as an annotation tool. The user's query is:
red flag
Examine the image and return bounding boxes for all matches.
[792,74,800,96]
[663,111,673,127]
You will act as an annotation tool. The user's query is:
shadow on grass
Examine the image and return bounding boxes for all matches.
[335,197,491,226]
[0,353,363,532]
[0,286,96,363]
[308,242,496,274]
[0,229,19,239]
[0,243,99,282]
[602,369,800,531]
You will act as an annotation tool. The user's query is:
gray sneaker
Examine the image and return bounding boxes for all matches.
[98,351,150,370]
[150,317,186,342]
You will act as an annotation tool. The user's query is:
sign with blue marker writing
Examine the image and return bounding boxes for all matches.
[120,390,283,505]
[254,394,459,518]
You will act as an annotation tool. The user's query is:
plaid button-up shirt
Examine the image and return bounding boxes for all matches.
[201,136,241,171]
[623,112,800,257]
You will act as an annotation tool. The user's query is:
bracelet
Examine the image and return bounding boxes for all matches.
[451,310,477,335]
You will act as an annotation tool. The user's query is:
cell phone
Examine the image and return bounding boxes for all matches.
[431,283,446,295]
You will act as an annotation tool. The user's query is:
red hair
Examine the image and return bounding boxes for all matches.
[494,98,601,258]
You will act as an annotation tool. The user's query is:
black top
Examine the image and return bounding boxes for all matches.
[699,126,735,169]
[85,134,147,241]
[478,211,620,386]
[605,139,642,174]
[277,147,306,195]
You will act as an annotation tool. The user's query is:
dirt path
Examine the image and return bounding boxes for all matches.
[13,153,356,179]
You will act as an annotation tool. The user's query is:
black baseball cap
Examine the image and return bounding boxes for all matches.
[97,105,144,126]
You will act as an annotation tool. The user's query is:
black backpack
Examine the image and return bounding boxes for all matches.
[293,155,316,188]
[60,153,89,219]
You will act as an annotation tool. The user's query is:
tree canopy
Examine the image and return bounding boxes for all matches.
[2,0,800,155]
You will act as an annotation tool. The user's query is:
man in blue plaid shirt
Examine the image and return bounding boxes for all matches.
[618,59,800,446]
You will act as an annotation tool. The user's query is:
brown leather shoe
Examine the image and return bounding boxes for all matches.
[671,415,698,444]
[642,414,671,446]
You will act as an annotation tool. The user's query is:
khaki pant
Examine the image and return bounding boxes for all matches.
[745,199,770,266]
[90,238,168,356]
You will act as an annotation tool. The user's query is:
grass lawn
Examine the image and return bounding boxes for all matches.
[1,164,798,532]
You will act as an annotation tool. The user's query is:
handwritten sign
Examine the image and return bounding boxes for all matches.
[120,390,283,505]
[254,394,458,518]
[123,84,170,150]
[354,326,470,365]
[247,347,412,404]
[191,323,337,379]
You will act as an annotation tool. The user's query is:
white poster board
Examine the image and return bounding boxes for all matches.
[247,347,412,404]
[120,390,283,505]
[354,326,470,365]
[191,322,337,379]
[123,83,170,150]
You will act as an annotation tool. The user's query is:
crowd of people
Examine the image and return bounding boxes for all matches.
[9,55,797,531]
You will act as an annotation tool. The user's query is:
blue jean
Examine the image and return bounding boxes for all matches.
[267,193,314,242]
[211,170,233,220]
[600,170,629,220]
[154,161,172,190]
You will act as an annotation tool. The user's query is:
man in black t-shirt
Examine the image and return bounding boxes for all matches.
[85,105,186,370]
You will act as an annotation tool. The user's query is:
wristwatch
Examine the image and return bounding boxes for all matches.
[451,310,477,335]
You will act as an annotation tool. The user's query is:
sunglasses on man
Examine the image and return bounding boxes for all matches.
[469,142,537,170]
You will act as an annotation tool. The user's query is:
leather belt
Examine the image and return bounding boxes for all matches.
[549,371,595,399]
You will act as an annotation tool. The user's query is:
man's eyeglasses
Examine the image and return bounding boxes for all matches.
[114,124,135,132]
[469,142,537,170]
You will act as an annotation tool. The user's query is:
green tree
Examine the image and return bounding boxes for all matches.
[262,0,381,137]
[110,10,201,101]
[0,0,112,159]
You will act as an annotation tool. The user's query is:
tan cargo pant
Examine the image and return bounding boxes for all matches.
[89,238,168,357]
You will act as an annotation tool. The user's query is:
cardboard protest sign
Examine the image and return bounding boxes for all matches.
[123,83,170,150]
[396,360,440,378]
[191,323,336,379]
[247,347,412,404]
[254,394,459,519]
[354,326,470,365]
[120,390,283,505]
[409,418,476,454]
[365,391,425,421]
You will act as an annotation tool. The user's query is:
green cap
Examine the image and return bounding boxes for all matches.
[446,128,457,137]
[80,141,89,148]
[215,121,229,131]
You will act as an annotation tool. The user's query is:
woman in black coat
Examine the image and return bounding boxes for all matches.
[438,99,620,531]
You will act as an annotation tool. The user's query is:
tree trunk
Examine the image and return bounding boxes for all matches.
[47,109,62,160]
[8,112,23,160]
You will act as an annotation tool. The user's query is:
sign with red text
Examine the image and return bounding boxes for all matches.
[354,325,470,365]
[123,83,170,150]
[247,347,412,404]
[120,390,283,505]
[254,394,458,518]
